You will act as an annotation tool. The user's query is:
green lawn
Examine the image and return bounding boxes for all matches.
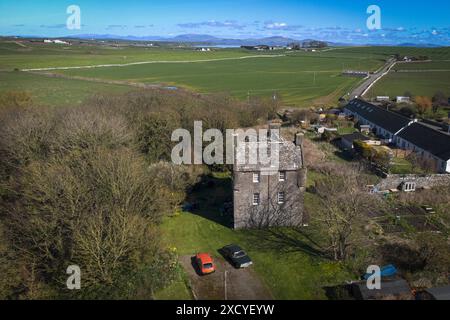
[154,267,193,300]
[161,213,352,300]
[389,157,427,175]
[389,157,414,174]
[160,173,353,300]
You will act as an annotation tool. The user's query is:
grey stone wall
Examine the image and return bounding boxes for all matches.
[233,170,305,229]
[375,174,450,191]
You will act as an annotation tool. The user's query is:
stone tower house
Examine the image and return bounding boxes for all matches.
[232,123,307,229]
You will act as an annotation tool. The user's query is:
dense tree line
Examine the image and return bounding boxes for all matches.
[0,89,277,299]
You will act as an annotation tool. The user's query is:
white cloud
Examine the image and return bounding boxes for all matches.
[263,21,302,31]
[177,20,246,30]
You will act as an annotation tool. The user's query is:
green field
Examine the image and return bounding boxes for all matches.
[2,39,450,107]
[366,70,450,98]
[326,46,450,61]
[393,60,450,71]
[0,40,388,106]
[365,49,450,98]
[0,70,132,106]
[53,53,381,106]
[0,41,255,70]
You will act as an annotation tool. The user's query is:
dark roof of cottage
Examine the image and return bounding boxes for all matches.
[234,137,303,172]
[425,285,450,300]
[351,279,412,300]
[397,122,450,161]
[340,132,370,143]
[345,99,412,134]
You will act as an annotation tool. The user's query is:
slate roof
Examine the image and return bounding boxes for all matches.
[351,279,412,300]
[425,285,450,300]
[345,99,412,134]
[397,123,450,161]
[340,132,370,144]
[234,137,302,172]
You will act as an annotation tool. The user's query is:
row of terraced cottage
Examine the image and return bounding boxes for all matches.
[344,99,450,174]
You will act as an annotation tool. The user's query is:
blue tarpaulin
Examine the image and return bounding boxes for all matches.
[363,264,397,280]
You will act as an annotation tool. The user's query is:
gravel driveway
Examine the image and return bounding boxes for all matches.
[179,255,273,300]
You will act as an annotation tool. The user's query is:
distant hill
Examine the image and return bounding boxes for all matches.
[64,34,335,47]
[171,34,221,42]
[397,42,442,48]
[60,34,301,45]
[11,33,445,48]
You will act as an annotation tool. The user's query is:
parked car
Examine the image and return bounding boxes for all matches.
[195,253,216,275]
[221,244,253,268]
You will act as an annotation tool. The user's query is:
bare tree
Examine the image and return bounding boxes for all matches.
[313,166,382,261]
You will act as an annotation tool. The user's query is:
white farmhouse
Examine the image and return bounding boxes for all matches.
[395,123,450,173]
[344,99,450,173]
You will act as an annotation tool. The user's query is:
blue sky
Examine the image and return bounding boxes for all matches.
[0,0,449,45]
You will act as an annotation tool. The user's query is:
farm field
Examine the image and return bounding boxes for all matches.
[0,41,255,70]
[53,54,379,106]
[0,70,133,106]
[365,70,450,98]
[0,41,389,106]
[328,46,450,61]
[2,39,450,107]
[365,47,450,98]
[393,60,450,71]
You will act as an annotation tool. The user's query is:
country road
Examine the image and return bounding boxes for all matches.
[348,57,397,99]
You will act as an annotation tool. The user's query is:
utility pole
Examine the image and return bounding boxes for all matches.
[224,270,228,300]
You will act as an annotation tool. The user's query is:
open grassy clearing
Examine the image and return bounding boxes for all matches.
[0,71,133,106]
[161,213,352,300]
[160,172,352,300]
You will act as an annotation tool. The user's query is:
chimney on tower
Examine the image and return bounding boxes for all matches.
[295,132,304,148]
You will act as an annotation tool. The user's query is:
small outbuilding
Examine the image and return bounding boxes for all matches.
[396,96,411,104]
[417,285,450,300]
[350,279,413,300]
[359,124,371,134]
[340,132,370,150]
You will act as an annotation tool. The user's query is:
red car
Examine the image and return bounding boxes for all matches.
[195,253,216,275]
